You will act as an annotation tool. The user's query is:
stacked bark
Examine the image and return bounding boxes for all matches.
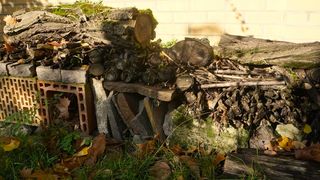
[1,4,158,74]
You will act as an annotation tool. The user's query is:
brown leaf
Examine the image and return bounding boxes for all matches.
[85,134,106,166]
[20,167,32,177]
[4,42,14,53]
[0,137,11,144]
[295,143,320,162]
[179,155,200,179]
[135,139,156,158]
[55,97,71,119]
[213,153,226,166]
[58,156,87,172]
[20,169,59,180]
[170,144,183,155]
[149,161,171,180]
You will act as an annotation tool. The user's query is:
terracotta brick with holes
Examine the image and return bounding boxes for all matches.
[37,80,96,134]
[0,76,40,124]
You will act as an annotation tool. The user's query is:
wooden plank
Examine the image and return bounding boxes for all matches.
[218,34,320,69]
[223,148,320,180]
[104,81,176,102]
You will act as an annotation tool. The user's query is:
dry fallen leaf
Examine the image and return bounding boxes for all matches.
[135,139,156,158]
[303,124,312,134]
[149,161,171,180]
[58,156,87,172]
[213,153,226,166]
[20,168,59,180]
[74,146,91,157]
[295,143,320,162]
[85,133,106,166]
[55,97,71,119]
[1,138,20,152]
[278,136,293,151]
[179,155,200,179]
[20,167,33,178]
[3,15,17,26]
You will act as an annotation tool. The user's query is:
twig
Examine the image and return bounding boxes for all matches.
[213,70,257,75]
[201,80,286,89]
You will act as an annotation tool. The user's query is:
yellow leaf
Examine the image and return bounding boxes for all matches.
[2,139,20,152]
[303,124,312,134]
[278,136,294,151]
[74,146,90,157]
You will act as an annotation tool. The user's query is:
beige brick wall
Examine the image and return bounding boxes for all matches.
[1,0,320,44]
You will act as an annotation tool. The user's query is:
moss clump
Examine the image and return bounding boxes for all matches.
[50,0,111,19]
[168,106,249,153]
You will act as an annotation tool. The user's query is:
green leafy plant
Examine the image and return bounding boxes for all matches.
[161,39,178,48]
[58,131,81,155]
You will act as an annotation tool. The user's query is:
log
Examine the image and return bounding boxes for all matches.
[104,81,176,102]
[218,34,320,69]
[166,38,213,67]
[222,148,320,180]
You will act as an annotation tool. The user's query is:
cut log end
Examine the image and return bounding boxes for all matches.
[134,14,154,47]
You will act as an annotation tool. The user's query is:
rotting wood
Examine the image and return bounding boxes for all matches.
[223,148,320,180]
[218,34,320,69]
[104,81,176,102]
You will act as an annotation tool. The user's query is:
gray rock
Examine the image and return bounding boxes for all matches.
[36,66,61,81]
[91,78,109,135]
[61,68,87,84]
[8,63,36,77]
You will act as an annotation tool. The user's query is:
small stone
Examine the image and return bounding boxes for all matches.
[303,82,312,90]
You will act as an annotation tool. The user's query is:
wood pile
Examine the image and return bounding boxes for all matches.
[1,3,320,178]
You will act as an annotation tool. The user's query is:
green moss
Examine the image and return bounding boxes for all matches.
[50,0,111,19]
[160,39,177,48]
[171,105,194,128]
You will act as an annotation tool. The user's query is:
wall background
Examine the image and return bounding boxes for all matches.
[0,0,320,45]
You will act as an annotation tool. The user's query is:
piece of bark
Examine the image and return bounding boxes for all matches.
[218,34,320,69]
[104,81,176,102]
[223,148,320,180]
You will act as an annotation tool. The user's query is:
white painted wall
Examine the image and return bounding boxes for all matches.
[1,0,320,44]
